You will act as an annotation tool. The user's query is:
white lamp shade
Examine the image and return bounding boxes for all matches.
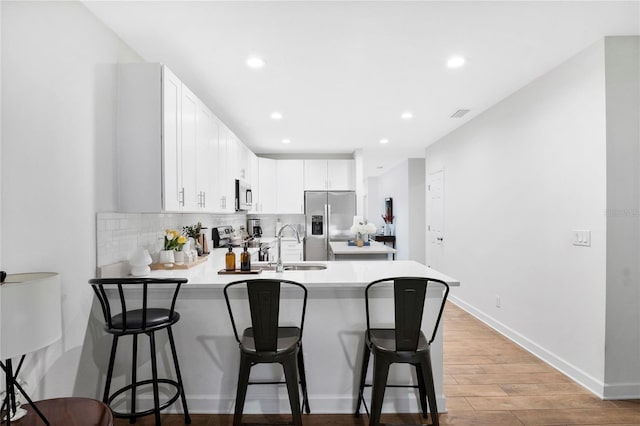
[0,272,62,359]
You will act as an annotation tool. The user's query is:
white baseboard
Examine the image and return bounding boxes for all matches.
[603,382,640,400]
[448,296,613,398]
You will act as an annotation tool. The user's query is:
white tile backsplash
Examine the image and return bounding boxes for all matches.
[96,212,247,267]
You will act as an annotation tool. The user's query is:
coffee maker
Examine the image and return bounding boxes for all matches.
[247,218,262,238]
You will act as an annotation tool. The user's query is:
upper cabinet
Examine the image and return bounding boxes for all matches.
[257,157,277,213]
[277,160,305,214]
[304,159,355,191]
[118,64,191,212]
[117,63,248,213]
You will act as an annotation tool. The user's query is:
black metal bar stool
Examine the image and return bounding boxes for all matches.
[354,277,449,426]
[89,277,191,425]
[224,278,310,426]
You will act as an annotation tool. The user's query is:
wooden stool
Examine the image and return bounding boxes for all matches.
[16,397,113,425]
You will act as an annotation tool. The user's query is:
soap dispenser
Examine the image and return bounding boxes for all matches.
[240,243,251,272]
[225,245,236,271]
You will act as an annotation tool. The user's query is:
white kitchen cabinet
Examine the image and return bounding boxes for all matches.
[257,157,277,213]
[303,159,355,191]
[180,85,198,211]
[248,152,259,213]
[195,101,216,212]
[216,124,237,213]
[277,160,305,213]
[117,64,199,212]
[236,140,251,181]
[268,239,303,262]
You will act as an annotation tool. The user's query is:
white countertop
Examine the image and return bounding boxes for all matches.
[110,246,459,289]
[329,240,397,255]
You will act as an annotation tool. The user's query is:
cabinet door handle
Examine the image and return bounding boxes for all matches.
[179,188,185,206]
[202,191,206,208]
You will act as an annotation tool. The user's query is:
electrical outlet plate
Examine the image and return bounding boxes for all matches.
[572,230,591,247]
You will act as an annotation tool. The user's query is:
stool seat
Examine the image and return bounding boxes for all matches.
[241,327,301,353]
[17,397,113,426]
[369,329,429,353]
[110,308,180,331]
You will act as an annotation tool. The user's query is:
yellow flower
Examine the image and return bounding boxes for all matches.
[177,235,187,244]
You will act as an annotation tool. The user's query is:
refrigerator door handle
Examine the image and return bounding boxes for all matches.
[325,203,330,256]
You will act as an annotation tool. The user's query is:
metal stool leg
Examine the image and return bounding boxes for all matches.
[369,355,390,426]
[104,335,119,404]
[354,341,370,417]
[130,334,138,424]
[148,332,161,426]
[415,363,429,418]
[420,352,439,426]
[282,353,302,426]
[296,344,311,414]
[167,326,191,424]
[233,353,251,426]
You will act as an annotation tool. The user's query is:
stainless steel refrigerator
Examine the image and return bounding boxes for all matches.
[304,191,357,261]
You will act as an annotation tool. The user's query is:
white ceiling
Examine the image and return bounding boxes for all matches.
[84,1,638,178]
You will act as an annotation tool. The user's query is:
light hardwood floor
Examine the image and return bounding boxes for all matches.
[115,303,640,425]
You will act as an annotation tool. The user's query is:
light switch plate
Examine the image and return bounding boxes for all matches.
[572,230,591,247]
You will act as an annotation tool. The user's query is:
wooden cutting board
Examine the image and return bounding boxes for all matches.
[150,255,209,270]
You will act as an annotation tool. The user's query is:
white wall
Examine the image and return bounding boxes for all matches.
[425,40,609,395]
[603,36,640,398]
[1,1,142,398]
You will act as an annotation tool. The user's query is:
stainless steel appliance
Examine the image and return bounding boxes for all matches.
[235,179,252,211]
[212,225,237,248]
[247,218,262,237]
[304,191,357,261]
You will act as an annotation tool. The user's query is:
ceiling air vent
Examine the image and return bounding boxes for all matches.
[451,109,470,118]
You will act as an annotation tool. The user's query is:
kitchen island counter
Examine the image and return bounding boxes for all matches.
[94,256,459,415]
[329,240,397,261]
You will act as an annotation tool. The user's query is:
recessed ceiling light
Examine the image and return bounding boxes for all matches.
[379,139,389,144]
[447,56,465,68]
[270,112,283,120]
[401,112,413,120]
[246,56,265,69]
[282,139,291,144]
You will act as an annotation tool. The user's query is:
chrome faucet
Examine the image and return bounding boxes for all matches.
[276,224,301,272]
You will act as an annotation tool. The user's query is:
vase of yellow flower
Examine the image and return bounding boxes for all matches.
[160,229,187,266]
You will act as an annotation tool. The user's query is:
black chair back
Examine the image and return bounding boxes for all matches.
[365,277,449,350]
[224,279,308,352]
[89,277,187,333]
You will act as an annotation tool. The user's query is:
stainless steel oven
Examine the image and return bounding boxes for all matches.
[235,179,252,211]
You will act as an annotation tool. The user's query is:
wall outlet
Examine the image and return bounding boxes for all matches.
[496,295,501,308]
[572,230,591,247]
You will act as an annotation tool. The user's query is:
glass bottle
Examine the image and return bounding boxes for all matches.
[225,246,236,271]
[240,243,251,271]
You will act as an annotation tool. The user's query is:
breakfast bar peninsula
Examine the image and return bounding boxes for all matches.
[95,257,459,416]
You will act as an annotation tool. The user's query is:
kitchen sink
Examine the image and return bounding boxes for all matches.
[254,263,327,271]
[283,264,327,271]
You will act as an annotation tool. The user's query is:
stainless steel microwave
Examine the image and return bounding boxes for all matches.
[235,179,252,211]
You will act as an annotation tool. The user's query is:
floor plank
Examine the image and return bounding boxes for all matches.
[114,302,640,426]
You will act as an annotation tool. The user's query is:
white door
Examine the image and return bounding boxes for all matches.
[427,170,444,270]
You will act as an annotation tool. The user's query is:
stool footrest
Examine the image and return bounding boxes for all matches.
[108,378,182,419]
[362,383,420,389]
